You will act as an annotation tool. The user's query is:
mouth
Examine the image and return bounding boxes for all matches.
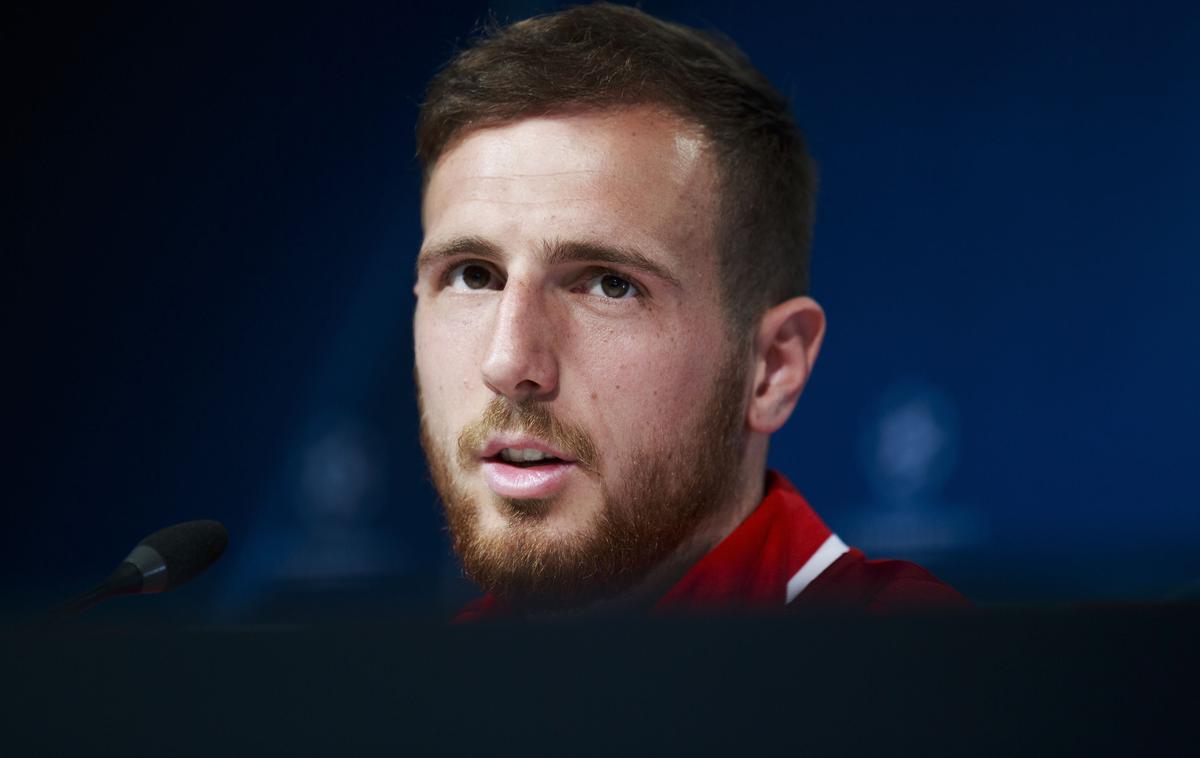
[485,447,567,466]
[479,443,579,499]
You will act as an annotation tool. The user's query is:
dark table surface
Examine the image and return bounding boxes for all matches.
[4,604,1197,756]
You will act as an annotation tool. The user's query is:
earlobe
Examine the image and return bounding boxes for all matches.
[746,296,826,435]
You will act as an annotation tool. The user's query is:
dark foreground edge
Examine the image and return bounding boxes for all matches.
[4,604,1197,756]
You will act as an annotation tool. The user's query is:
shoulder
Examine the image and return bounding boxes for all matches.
[793,548,971,613]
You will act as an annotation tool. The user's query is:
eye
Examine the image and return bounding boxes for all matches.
[583,272,639,300]
[447,262,501,291]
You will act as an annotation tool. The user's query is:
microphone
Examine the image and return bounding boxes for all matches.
[57,520,229,617]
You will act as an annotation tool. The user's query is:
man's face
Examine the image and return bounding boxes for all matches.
[414,107,749,611]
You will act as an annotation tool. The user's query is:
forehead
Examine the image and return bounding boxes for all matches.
[421,107,720,279]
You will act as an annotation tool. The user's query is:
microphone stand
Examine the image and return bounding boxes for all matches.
[55,562,144,618]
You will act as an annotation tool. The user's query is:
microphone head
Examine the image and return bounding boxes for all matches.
[137,520,228,591]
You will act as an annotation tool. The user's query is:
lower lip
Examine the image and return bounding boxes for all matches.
[482,460,576,499]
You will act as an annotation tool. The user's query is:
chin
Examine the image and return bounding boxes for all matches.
[483,487,602,539]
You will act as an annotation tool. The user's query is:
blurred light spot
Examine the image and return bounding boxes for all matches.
[847,380,986,559]
[300,425,374,522]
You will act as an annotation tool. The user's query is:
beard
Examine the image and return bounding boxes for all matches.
[418,348,749,614]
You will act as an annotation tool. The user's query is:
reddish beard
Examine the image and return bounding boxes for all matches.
[418,350,749,613]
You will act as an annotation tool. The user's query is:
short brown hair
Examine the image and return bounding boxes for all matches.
[417,2,816,337]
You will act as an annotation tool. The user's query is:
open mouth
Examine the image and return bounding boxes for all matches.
[485,457,563,468]
[480,447,577,499]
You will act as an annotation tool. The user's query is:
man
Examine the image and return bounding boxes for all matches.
[412,3,967,617]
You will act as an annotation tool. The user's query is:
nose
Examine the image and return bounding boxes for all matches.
[480,280,559,402]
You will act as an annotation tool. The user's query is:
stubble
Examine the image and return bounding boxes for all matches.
[418,346,750,613]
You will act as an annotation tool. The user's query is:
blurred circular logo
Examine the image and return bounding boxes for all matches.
[859,380,959,506]
[299,421,376,524]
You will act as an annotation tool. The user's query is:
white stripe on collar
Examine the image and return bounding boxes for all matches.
[785,534,850,604]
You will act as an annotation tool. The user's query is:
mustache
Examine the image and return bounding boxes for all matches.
[457,396,599,474]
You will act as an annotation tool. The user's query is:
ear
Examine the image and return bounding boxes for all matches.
[746,296,826,435]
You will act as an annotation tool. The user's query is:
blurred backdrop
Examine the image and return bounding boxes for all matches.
[6,0,1199,621]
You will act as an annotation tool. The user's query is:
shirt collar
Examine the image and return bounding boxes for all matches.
[652,470,836,612]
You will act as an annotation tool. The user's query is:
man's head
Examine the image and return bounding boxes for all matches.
[418,2,817,338]
[413,4,825,612]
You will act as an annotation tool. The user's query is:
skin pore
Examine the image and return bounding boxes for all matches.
[413,105,825,613]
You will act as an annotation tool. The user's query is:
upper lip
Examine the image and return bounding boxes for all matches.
[480,435,576,462]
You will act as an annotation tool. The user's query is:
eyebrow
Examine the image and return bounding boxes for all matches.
[415,235,502,275]
[416,235,682,289]
[541,239,682,288]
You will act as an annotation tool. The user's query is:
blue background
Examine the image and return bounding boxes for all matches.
[7,0,1199,619]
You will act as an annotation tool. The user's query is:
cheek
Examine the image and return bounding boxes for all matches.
[415,304,487,433]
[573,318,716,450]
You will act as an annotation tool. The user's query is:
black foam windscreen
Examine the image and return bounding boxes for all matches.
[138,520,228,590]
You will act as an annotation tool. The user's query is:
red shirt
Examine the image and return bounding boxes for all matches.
[455,470,968,621]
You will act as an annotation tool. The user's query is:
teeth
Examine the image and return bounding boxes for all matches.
[499,447,556,463]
